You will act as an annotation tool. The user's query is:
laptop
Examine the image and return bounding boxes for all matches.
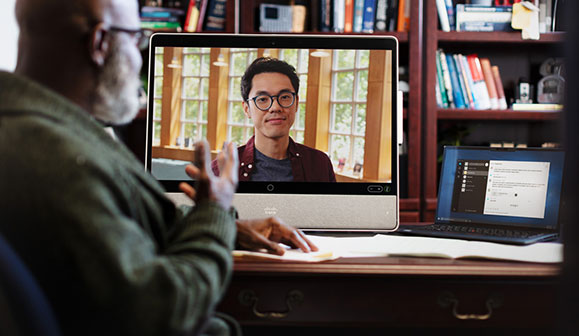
[398,146,565,245]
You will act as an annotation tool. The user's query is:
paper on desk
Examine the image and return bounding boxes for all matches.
[232,249,338,262]
[233,234,563,263]
[307,234,563,263]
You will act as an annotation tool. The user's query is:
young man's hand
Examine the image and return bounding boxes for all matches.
[180,141,238,210]
[235,217,318,255]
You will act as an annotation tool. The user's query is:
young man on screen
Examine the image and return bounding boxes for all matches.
[213,57,336,182]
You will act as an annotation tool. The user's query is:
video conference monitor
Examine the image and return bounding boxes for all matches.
[146,33,399,231]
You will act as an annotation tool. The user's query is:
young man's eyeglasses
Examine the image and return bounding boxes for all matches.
[248,92,296,111]
[109,26,153,50]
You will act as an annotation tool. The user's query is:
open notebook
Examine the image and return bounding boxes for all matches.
[398,146,565,245]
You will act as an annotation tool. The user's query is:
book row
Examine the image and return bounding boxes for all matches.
[436,0,560,33]
[309,0,411,34]
[435,49,507,110]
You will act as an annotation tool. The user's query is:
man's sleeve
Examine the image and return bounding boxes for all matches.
[45,160,236,336]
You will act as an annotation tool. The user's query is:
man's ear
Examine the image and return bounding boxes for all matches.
[242,101,251,119]
[89,23,109,67]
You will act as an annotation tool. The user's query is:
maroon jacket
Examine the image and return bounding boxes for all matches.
[211,136,336,182]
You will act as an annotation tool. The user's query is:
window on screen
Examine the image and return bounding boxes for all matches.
[151,47,393,183]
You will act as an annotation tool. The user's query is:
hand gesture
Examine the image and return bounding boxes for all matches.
[235,217,319,255]
[179,141,238,210]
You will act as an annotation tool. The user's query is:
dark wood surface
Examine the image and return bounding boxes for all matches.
[218,256,560,331]
[438,109,562,120]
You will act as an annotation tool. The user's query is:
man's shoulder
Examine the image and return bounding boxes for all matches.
[293,142,330,161]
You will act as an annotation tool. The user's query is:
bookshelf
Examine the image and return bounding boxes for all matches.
[423,2,565,221]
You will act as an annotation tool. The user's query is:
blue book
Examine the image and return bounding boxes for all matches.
[446,54,466,109]
[453,54,472,109]
[320,0,332,32]
[204,0,227,31]
[353,0,365,32]
[444,0,455,30]
[362,0,376,33]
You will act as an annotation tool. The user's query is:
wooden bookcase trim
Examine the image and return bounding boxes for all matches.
[437,31,565,44]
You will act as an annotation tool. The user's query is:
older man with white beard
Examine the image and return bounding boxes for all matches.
[0,0,317,335]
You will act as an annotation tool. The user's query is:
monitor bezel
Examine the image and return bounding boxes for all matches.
[146,33,399,197]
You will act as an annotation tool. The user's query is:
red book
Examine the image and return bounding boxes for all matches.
[480,58,499,109]
[184,0,199,32]
[492,65,508,109]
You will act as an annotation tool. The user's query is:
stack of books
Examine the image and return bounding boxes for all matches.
[435,49,507,110]
[140,5,185,31]
[141,0,228,33]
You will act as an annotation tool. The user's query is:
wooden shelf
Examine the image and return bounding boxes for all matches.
[437,109,561,120]
[437,31,565,44]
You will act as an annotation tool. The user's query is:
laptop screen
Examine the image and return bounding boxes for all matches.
[436,146,565,230]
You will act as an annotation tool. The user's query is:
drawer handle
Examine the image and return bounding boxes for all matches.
[238,289,304,319]
[438,291,503,321]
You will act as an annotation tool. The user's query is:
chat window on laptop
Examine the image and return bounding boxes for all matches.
[149,46,395,191]
[451,159,550,219]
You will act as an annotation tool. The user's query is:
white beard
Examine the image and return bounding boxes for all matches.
[92,35,141,125]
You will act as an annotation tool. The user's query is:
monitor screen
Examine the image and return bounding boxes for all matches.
[146,34,399,231]
[436,146,565,230]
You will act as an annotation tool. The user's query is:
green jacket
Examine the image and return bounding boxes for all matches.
[0,71,237,336]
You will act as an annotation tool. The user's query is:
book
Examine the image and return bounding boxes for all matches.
[444,0,455,31]
[438,49,455,108]
[455,54,475,109]
[453,54,473,109]
[397,0,410,32]
[446,53,466,109]
[334,0,346,33]
[362,0,376,33]
[292,5,307,33]
[353,0,365,32]
[466,54,491,110]
[458,54,481,109]
[480,58,499,109]
[436,0,451,32]
[310,0,321,32]
[374,0,388,32]
[455,4,514,32]
[184,0,199,32]
[435,51,449,108]
[344,0,354,33]
[435,75,444,108]
[140,21,182,29]
[491,65,508,109]
[512,103,563,111]
[204,0,227,31]
[196,0,209,31]
[320,0,332,32]
[386,0,398,31]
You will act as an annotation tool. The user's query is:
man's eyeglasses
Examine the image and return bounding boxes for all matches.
[248,92,296,111]
[109,26,153,50]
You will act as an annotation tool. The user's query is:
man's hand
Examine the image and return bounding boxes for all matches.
[236,217,319,256]
[179,141,238,210]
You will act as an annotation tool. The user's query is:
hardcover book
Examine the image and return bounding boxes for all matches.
[362,0,377,33]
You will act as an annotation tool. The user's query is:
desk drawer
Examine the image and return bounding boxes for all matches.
[218,274,557,328]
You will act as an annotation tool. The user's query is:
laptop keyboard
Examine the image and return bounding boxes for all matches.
[415,224,542,239]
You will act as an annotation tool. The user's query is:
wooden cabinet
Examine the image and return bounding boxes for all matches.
[422,3,565,221]
[218,257,559,333]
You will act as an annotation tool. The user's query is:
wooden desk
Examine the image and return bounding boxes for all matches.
[218,256,560,334]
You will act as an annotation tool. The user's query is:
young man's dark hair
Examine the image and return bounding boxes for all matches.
[240,57,300,101]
